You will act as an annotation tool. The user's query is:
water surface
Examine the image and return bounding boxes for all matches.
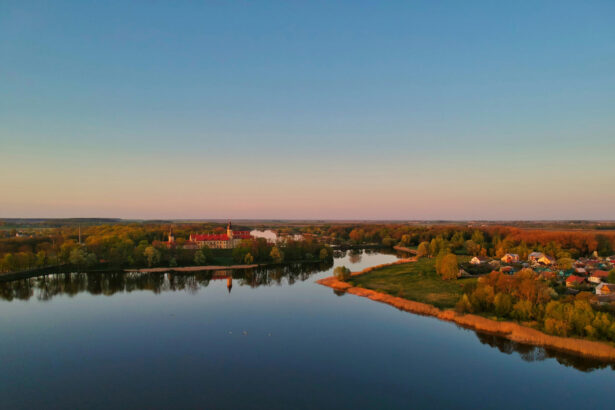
[0,250,613,409]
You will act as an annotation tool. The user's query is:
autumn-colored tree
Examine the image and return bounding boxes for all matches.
[270,247,284,264]
[319,248,329,260]
[244,253,254,264]
[557,257,574,270]
[333,266,351,281]
[144,246,160,267]
[417,242,429,257]
[464,240,481,256]
[494,293,512,317]
[436,253,458,280]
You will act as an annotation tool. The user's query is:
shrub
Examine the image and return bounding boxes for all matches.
[244,253,254,264]
[456,294,473,313]
[333,266,351,281]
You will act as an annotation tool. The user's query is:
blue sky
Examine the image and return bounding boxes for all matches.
[1,1,614,219]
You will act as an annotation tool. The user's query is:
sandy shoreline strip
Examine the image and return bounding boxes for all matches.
[317,259,615,362]
[125,264,259,273]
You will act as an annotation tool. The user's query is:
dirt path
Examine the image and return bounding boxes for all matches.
[393,246,418,254]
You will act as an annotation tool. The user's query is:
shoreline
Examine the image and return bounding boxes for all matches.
[125,264,259,273]
[317,259,615,362]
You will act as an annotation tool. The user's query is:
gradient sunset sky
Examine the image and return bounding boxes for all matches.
[1,1,614,220]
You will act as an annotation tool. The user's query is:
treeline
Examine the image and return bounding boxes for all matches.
[2,222,615,273]
[291,224,614,257]
[231,239,333,265]
[0,223,333,273]
[457,270,615,342]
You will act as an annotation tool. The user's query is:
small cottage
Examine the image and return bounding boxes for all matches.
[596,283,615,295]
[470,256,490,265]
[565,275,585,288]
[589,270,610,284]
[500,253,519,264]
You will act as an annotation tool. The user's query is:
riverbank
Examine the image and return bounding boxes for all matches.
[126,264,259,273]
[317,260,615,362]
[392,245,417,254]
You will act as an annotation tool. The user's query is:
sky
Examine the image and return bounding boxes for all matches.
[1,0,614,220]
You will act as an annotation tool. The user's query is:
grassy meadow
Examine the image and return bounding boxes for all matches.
[349,256,475,309]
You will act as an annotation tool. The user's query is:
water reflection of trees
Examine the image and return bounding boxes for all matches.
[0,260,333,302]
[475,332,615,372]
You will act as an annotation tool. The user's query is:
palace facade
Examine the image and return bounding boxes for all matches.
[167,221,251,249]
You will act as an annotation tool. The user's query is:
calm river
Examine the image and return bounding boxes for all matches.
[0,250,613,409]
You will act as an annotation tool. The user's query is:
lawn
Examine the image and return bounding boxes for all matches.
[348,256,476,310]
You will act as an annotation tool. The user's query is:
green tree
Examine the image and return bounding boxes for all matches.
[438,253,459,280]
[143,246,160,267]
[69,248,86,267]
[382,237,395,247]
[270,247,284,264]
[456,294,473,313]
[471,230,485,246]
[35,250,47,267]
[85,252,97,267]
[417,241,429,257]
[194,250,207,265]
[608,270,615,284]
[244,253,254,264]
[333,266,351,281]
[465,240,481,256]
[494,293,512,317]
[557,258,574,270]
[319,248,329,261]
[511,300,533,321]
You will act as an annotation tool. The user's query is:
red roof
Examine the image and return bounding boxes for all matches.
[191,231,252,241]
[566,275,585,284]
[591,270,610,278]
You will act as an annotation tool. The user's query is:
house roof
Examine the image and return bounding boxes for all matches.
[590,270,610,279]
[566,275,585,284]
[191,231,252,241]
[597,283,615,292]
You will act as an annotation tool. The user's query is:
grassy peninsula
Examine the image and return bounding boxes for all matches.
[349,256,475,309]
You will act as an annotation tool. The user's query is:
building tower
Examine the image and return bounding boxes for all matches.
[226,220,233,240]
[168,227,175,244]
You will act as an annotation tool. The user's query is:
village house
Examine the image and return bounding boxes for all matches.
[537,255,556,265]
[528,252,545,263]
[500,266,514,274]
[596,283,615,296]
[470,256,490,265]
[589,270,610,284]
[565,275,586,288]
[500,253,519,264]
[574,267,587,276]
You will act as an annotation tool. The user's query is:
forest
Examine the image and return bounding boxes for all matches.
[1,221,614,274]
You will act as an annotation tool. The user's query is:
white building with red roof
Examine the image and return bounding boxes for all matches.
[188,221,251,249]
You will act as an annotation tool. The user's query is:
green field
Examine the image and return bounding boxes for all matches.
[348,256,476,309]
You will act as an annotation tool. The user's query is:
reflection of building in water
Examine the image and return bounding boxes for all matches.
[211,270,233,293]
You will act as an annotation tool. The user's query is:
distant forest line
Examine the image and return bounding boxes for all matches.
[1,220,614,274]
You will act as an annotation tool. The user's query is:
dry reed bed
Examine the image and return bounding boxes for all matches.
[317,259,615,362]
